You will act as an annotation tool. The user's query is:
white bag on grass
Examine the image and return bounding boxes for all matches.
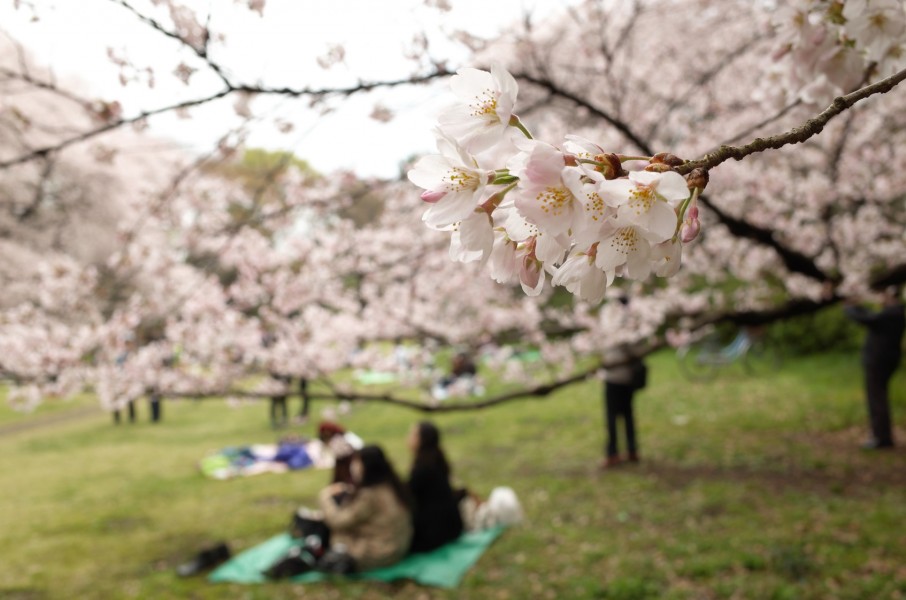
[463,486,524,531]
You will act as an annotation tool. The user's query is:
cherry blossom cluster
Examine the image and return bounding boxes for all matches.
[408,65,706,303]
[771,0,906,102]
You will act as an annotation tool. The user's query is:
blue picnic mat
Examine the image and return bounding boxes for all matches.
[209,527,504,588]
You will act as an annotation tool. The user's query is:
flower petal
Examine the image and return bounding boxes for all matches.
[645,200,679,242]
[654,171,690,203]
[423,192,478,228]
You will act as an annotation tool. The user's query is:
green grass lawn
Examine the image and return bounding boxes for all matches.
[1,351,904,600]
[0,388,98,429]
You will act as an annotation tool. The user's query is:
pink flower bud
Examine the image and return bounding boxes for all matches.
[420,189,446,203]
[680,220,700,243]
[520,255,542,290]
[680,206,701,243]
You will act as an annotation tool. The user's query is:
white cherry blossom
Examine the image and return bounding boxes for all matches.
[510,142,584,237]
[551,249,609,303]
[408,130,494,229]
[488,231,519,284]
[438,64,519,153]
[650,239,683,278]
[452,211,495,266]
[597,170,688,242]
[595,216,668,281]
[843,0,906,62]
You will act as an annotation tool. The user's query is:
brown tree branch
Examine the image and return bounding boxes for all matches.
[109,0,232,87]
[649,35,762,141]
[142,286,856,412]
[696,193,835,283]
[0,66,95,112]
[713,99,803,149]
[152,345,661,412]
[0,70,449,170]
[870,263,906,290]
[512,71,654,154]
[677,66,906,175]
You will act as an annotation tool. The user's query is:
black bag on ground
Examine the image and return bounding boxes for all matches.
[316,547,357,575]
[263,546,317,579]
[290,509,331,544]
[629,359,648,390]
[176,542,231,577]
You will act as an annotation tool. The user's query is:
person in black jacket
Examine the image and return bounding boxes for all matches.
[406,421,464,553]
[845,287,905,449]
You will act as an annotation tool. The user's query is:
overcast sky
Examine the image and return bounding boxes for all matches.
[1,0,577,178]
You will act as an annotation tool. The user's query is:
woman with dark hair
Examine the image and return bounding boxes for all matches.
[317,445,413,571]
[317,420,364,484]
[407,421,464,553]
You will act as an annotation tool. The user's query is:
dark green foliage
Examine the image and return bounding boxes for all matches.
[765,305,863,355]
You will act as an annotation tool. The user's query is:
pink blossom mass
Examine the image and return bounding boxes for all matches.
[0,0,905,412]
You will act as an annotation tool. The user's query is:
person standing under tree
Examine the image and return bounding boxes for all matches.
[601,346,646,468]
[600,297,647,468]
[297,377,310,423]
[845,286,905,450]
[269,372,291,429]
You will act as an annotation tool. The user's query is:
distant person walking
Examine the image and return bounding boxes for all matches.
[601,297,647,468]
[845,287,905,449]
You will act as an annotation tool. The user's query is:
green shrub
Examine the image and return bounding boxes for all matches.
[766,305,863,356]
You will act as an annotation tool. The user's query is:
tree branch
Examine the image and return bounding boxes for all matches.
[149,284,867,412]
[109,0,232,87]
[0,89,233,169]
[649,35,762,141]
[0,70,449,170]
[713,99,802,149]
[677,66,906,175]
[869,263,906,290]
[0,66,95,112]
[697,193,835,283]
[512,71,653,154]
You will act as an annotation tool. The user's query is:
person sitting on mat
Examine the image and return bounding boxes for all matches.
[406,421,464,553]
[317,445,413,572]
[317,420,364,484]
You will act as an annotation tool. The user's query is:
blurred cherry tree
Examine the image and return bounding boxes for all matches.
[0,0,904,412]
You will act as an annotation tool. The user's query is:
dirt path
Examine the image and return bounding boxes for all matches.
[636,427,906,496]
[0,405,101,437]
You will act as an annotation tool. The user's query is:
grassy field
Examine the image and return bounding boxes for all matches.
[0,351,904,600]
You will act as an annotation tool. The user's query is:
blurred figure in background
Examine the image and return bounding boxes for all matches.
[406,421,464,553]
[601,297,647,468]
[845,286,905,450]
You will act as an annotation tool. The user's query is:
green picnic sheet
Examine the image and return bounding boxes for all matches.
[209,527,504,589]
[353,370,398,385]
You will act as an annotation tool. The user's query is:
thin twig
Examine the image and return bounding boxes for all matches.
[0,70,448,170]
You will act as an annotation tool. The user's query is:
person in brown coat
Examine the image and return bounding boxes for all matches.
[318,445,413,571]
